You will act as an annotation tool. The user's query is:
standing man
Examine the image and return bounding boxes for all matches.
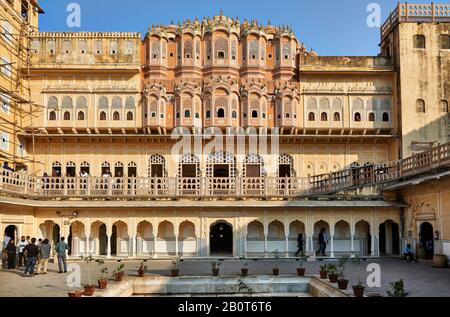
[55,237,69,273]
[17,236,28,267]
[318,228,327,256]
[295,233,304,257]
[36,239,51,274]
[3,234,11,249]
[23,238,39,277]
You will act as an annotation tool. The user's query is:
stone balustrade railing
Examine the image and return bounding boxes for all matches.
[0,172,310,200]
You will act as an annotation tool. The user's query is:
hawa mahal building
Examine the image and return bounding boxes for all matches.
[1,1,449,263]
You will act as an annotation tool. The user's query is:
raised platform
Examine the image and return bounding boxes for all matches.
[96,276,349,297]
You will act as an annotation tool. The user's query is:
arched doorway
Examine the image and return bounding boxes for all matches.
[379,220,400,255]
[210,222,233,256]
[420,222,434,259]
[111,224,117,256]
[52,224,60,245]
[99,224,108,256]
[4,225,17,242]
[355,220,371,256]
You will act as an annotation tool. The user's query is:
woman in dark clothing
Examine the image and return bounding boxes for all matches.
[6,239,16,269]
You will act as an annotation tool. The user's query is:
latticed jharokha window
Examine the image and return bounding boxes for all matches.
[416,99,426,113]
[413,35,426,49]
[439,35,450,50]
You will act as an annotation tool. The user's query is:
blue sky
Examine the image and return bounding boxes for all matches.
[37,0,449,56]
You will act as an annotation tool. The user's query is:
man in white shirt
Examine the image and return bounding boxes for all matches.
[17,236,28,267]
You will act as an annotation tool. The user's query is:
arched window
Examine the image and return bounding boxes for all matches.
[368,112,375,122]
[217,108,225,118]
[308,112,315,122]
[416,99,426,113]
[113,111,120,121]
[206,111,211,119]
[47,96,58,120]
[195,112,200,119]
[354,112,362,122]
[439,34,450,50]
[127,111,134,121]
[49,111,56,121]
[333,112,340,122]
[440,100,449,113]
[252,110,258,118]
[413,35,425,49]
[321,112,328,121]
[63,111,71,121]
[232,111,237,119]
[382,112,390,122]
[184,110,191,118]
[99,111,107,121]
[77,111,85,121]
[286,113,290,118]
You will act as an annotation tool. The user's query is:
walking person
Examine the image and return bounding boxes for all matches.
[23,238,39,277]
[5,239,17,269]
[295,233,305,257]
[17,236,28,267]
[36,239,51,275]
[55,237,69,273]
[318,228,327,256]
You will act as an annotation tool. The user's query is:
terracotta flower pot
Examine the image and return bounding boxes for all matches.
[98,279,108,289]
[241,268,248,277]
[432,255,448,268]
[83,285,95,296]
[171,269,180,277]
[68,291,83,298]
[273,268,280,276]
[338,279,349,290]
[353,286,365,297]
[212,268,219,277]
[114,272,123,281]
[328,274,339,283]
[319,270,328,279]
[297,268,306,277]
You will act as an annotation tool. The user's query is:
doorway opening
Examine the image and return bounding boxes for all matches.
[420,222,434,259]
[210,222,233,256]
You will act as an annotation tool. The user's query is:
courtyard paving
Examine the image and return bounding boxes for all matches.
[0,258,448,297]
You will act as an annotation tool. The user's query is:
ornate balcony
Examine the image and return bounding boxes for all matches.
[0,172,310,200]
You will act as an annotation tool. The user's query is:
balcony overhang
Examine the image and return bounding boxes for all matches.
[0,196,408,209]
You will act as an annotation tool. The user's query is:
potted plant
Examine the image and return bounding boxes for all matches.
[114,263,125,281]
[327,263,339,283]
[240,258,249,277]
[337,256,349,290]
[97,260,109,289]
[272,249,280,276]
[81,255,95,296]
[171,257,181,277]
[211,262,220,277]
[68,291,83,298]
[296,259,306,277]
[352,281,365,297]
[319,264,328,279]
[351,256,365,297]
[387,279,410,297]
[138,261,147,278]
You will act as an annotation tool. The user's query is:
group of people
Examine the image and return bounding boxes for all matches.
[2,235,70,277]
[292,228,329,257]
